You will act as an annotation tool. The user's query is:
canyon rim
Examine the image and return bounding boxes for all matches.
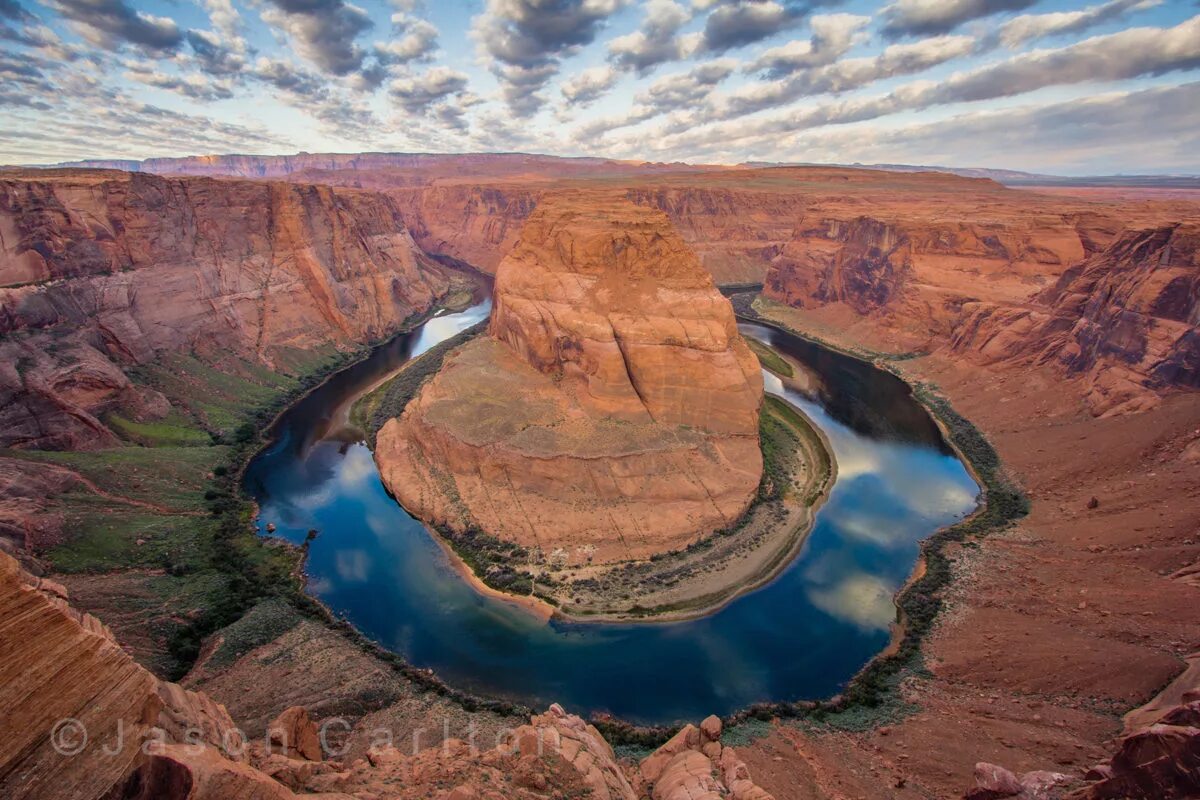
[3,0,1200,796]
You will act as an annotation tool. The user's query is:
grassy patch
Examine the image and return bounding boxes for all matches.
[203,597,305,672]
[46,498,217,574]
[746,337,794,377]
[721,717,775,746]
[4,445,229,512]
[105,409,212,447]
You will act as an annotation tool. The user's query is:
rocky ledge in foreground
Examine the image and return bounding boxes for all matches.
[375,193,764,566]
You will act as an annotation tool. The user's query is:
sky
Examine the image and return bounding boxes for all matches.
[2,0,1198,173]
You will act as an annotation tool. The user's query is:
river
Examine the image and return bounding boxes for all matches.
[243,298,979,725]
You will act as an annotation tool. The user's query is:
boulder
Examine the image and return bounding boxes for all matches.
[266,707,322,762]
[966,763,1023,799]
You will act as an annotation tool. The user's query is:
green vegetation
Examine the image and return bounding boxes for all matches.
[104,409,213,447]
[45,499,217,574]
[203,597,305,672]
[5,445,228,512]
[438,525,551,597]
[746,337,794,377]
[131,350,326,438]
[716,295,1030,737]
[353,320,488,446]
[760,394,831,506]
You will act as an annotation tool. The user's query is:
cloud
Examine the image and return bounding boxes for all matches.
[43,0,183,52]
[260,0,374,76]
[920,15,1200,104]
[997,0,1161,48]
[621,16,1200,153]
[1,0,32,21]
[389,65,468,113]
[375,13,438,64]
[880,0,1036,39]
[587,28,972,134]
[0,79,289,164]
[252,57,328,97]
[699,0,806,53]
[607,0,694,73]
[560,64,617,104]
[570,58,734,139]
[785,81,1200,174]
[746,12,868,77]
[123,60,235,100]
[0,49,55,107]
[186,29,247,77]
[472,0,627,116]
[200,0,242,43]
[640,58,736,108]
[730,32,976,112]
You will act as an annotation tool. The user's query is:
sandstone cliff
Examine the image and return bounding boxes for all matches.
[947,224,1200,415]
[376,194,764,564]
[0,550,247,800]
[0,170,453,449]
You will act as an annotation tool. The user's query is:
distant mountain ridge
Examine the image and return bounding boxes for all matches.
[743,160,1200,188]
[24,150,1200,188]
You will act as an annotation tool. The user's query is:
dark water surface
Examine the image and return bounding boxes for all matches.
[244,303,979,725]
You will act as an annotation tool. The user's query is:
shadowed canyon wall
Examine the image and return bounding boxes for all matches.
[0,170,453,451]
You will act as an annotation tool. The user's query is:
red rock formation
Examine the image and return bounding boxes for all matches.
[376,194,764,563]
[0,170,453,449]
[949,224,1200,415]
[0,550,248,800]
[637,715,775,800]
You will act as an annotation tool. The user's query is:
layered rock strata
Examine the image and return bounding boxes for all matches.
[947,224,1200,416]
[376,195,764,563]
[0,550,246,800]
[0,170,453,450]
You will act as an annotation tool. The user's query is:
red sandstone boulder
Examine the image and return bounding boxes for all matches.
[266,706,322,762]
[966,763,1024,799]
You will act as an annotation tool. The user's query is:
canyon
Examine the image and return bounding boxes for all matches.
[0,154,1198,799]
[374,194,765,567]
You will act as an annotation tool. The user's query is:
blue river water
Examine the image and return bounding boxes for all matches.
[243,299,979,725]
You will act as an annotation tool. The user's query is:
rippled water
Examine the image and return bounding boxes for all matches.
[243,303,979,725]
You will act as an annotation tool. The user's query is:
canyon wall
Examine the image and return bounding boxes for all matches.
[0,550,248,800]
[947,223,1200,416]
[376,194,764,563]
[1,545,787,800]
[0,170,453,450]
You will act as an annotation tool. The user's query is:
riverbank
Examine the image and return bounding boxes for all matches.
[715,293,1028,729]
[354,327,836,623]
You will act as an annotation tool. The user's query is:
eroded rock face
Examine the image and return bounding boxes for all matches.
[0,550,247,800]
[950,224,1200,416]
[637,714,775,800]
[377,195,763,563]
[0,170,452,449]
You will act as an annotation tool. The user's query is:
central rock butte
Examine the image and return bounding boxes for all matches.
[375,194,764,564]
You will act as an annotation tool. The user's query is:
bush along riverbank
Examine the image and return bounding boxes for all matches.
[714,293,1030,743]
